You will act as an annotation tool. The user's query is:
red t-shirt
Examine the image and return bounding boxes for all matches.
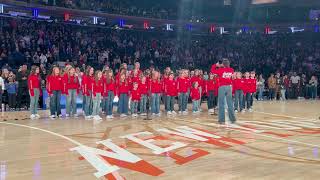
[210,64,234,86]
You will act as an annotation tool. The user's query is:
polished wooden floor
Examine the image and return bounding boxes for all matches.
[0,100,320,180]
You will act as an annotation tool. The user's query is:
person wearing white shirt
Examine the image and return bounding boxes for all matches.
[290,72,300,99]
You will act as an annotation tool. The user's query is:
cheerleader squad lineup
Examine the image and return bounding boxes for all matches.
[27,58,257,124]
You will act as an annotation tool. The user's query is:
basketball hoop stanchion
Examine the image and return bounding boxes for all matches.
[144,92,152,121]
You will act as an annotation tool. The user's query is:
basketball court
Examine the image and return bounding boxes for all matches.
[1,100,320,180]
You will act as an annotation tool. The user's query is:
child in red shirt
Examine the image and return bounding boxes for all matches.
[233,72,245,113]
[177,70,190,114]
[47,66,63,118]
[139,76,149,116]
[243,72,252,111]
[190,82,201,114]
[164,72,178,115]
[205,73,218,115]
[117,73,130,117]
[92,70,104,121]
[150,71,162,116]
[130,82,141,117]
[64,67,80,117]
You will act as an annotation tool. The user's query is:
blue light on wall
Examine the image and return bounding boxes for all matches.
[32,8,39,18]
[0,4,4,14]
[186,24,192,31]
[119,19,125,27]
[315,25,320,33]
[93,16,98,24]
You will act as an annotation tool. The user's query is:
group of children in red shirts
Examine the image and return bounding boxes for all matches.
[27,62,257,121]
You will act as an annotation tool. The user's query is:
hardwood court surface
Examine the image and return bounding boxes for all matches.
[0,100,320,180]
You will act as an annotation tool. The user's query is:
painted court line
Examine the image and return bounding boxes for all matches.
[0,121,122,179]
[173,117,320,149]
[254,111,313,120]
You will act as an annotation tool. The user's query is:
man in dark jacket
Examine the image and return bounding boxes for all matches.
[16,64,29,110]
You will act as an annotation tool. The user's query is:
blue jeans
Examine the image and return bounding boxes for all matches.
[140,95,147,113]
[258,87,264,100]
[166,96,175,112]
[151,93,160,114]
[244,93,252,109]
[207,90,217,109]
[131,101,139,114]
[82,94,86,111]
[178,93,188,112]
[218,85,236,123]
[118,93,129,114]
[30,88,40,115]
[106,91,114,115]
[163,94,168,111]
[234,90,243,111]
[85,91,93,116]
[66,89,77,115]
[310,85,317,99]
[92,93,102,116]
[50,90,61,116]
[192,100,200,112]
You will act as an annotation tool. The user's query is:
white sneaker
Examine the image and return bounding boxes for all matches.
[93,115,102,120]
[141,113,147,116]
[235,110,238,113]
[120,114,127,118]
[35,114,40,119]
[167,111,172,115]
[110,115,114,119]
[241,110,246,113]
[156,113,161,117]
[172,111,177,115]
[73,114,78,118]
[152,113,156,116]
[183,111,188,115]
[49,115,56,119]
[58,114,63,118]
[192,111,197,115]
[178,111,183,114]
[249,108,253,112]
[106,115,113,119]
[66,114,70,118]
[30,114,36,119]
[85,116,92,120]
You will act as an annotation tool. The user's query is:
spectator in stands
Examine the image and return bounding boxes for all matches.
[290,72,300,99]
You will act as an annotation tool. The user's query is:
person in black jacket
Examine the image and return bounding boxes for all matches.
[16,64,29,110]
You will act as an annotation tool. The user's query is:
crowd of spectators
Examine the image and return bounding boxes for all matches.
[0,16,319,110]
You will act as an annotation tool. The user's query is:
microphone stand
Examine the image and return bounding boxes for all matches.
[144,91,152,120]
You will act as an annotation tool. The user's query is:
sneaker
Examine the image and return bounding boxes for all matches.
[73,114,79,118]
[49,115,56,119]
[172,111,177,115]
[183,111,188,115]
[66,114,70,118]
[249,108,253,112]
[167,111,172,115]
[120,114,127,118]
[106,115,112,120]
[35,114,40,119]
[152,113,156,116]
[93,115,102,120]
[156,113,161,117]
[85,116,92,120]
[30,114,36,119]
[192,111,197,115]
[241,109,246,113]
[235,110,238,113]
[58,114,63,118]
[178,111,183,114]
[141,113,147,116]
